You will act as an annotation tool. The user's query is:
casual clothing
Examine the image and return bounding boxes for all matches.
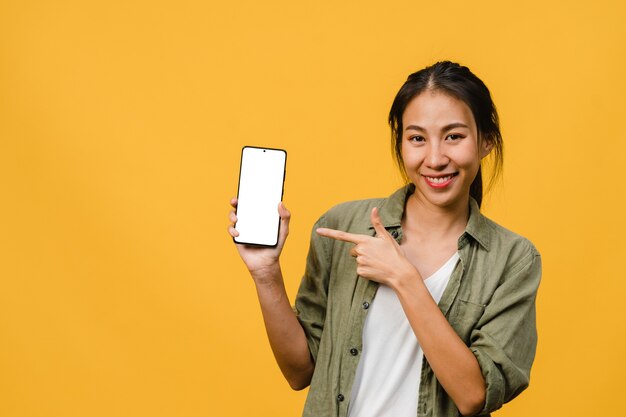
[294,184,542,417]
[348,252,459,417]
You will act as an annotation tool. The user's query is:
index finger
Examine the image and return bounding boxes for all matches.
[316,227,368,244]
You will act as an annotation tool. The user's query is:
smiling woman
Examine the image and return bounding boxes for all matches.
[389,61,504,208]
[228,61,541,417]
[400,91,491,211]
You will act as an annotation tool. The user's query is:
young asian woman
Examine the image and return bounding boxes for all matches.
[228,61,541,417]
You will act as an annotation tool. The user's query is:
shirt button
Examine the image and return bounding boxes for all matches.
[391,230,399,239]
[362,301,370,309]
[350,348,358,356]
[337,394,345,402]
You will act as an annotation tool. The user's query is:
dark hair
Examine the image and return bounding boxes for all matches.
[388,61,503,207]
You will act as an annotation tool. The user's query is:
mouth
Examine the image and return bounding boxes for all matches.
[422,173,458,188]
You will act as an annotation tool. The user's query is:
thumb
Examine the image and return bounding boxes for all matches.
[371,207,393,242]
[278,202,291,235]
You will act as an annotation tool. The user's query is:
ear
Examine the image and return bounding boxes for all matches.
[479,136,494,159]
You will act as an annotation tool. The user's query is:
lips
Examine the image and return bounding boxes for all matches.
[423,173,457,188]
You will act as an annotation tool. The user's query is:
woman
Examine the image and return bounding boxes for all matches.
[228,61,541,417]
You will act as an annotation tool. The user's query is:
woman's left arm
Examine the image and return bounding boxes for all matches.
[392,268,486,416]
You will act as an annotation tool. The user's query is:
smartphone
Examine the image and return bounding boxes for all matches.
[234,146,287,247]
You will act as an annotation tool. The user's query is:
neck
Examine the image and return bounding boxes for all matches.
[403,192,470,238]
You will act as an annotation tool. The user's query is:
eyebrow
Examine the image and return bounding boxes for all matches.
[404,122,470,132]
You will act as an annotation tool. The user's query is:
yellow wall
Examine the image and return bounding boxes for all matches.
[1,1,625,416]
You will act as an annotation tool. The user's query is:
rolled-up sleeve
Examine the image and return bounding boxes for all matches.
[293,216,331,363]
[470,245,542,415]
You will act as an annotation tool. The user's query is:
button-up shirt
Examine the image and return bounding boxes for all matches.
[294,184,541,417]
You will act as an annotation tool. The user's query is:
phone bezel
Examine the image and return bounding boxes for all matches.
[233,145,287,247]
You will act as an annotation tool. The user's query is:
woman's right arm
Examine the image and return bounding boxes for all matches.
[227,198,314,390]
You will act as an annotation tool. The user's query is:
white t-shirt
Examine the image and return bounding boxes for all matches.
[347,252,459,417]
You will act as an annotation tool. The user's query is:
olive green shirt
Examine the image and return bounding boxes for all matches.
[294,184,541,417]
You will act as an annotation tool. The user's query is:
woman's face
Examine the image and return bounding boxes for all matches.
[401,90,492,210]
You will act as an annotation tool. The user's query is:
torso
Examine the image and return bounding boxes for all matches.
[297,185,541,417]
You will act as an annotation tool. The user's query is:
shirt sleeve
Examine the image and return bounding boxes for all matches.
[293,215,332,363]
[470,243,542,415]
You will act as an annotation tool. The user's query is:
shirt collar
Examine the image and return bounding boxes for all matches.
[371,183,491,251]
[373,184,410,228]
[464,197,491,251]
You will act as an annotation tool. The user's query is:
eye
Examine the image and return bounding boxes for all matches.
[408,135,425,143]
[446,133,464,141]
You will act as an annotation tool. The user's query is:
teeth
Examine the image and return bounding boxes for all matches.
[427,175,452,184]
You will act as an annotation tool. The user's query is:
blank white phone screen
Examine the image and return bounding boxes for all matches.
[234,147,286,246]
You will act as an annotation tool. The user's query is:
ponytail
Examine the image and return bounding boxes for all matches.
[470,167,483,208]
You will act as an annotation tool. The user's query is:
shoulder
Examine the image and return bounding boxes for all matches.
[484,216,539,254]
[461,214,541,313]
[479,215,541,279]
[466,198,540,261]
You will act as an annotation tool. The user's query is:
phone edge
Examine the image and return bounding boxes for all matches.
[232,145,287,248]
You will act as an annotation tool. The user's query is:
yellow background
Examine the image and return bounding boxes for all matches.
[1,0,625,416]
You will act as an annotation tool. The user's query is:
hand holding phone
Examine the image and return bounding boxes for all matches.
[233,146,287,247]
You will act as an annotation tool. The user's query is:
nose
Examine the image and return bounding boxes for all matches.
[426,143,449,169]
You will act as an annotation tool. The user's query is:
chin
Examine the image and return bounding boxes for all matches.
[415,188,467,209]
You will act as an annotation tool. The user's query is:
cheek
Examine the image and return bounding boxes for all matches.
[400,147,421,170]
[452,143,482,168]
